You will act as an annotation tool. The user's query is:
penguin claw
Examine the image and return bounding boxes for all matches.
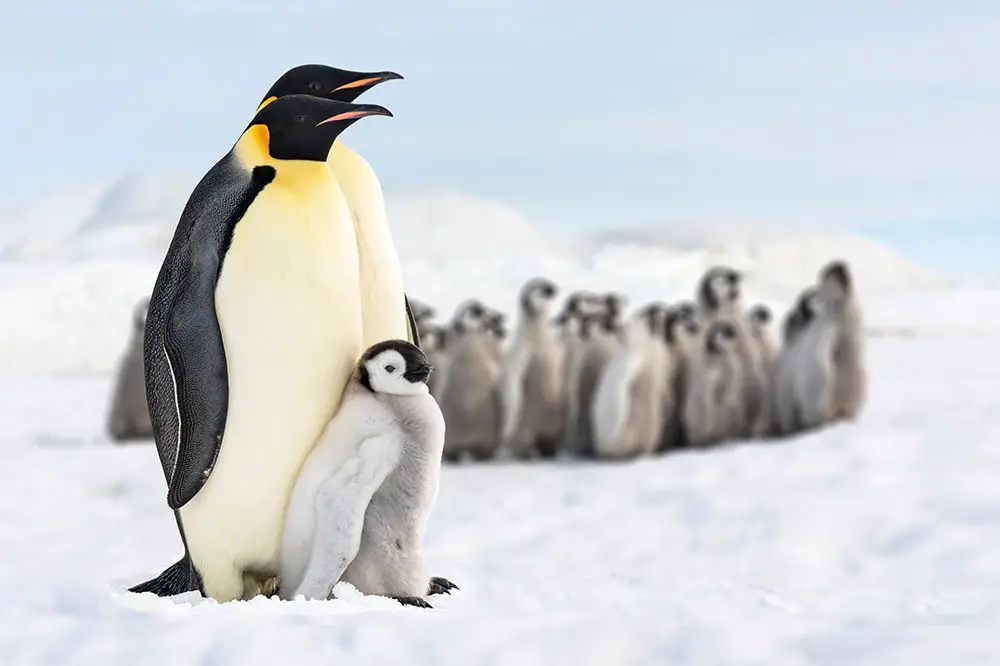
[428,576,459,596]
[393,595,433,609]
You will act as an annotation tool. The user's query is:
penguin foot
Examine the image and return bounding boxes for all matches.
[442,451,461,463]
[428,576,459,596]
[393,595,433,609]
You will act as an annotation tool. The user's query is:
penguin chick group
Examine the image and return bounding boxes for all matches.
[407,260,867,463]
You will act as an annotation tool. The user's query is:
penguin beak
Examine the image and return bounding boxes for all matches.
[315,104,393,126]
[403,361,432,385]
[332,71,404,93]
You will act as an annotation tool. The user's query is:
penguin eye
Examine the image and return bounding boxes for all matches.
[307,80,322,92]
[293,114,307,124]
[384,364,397,374]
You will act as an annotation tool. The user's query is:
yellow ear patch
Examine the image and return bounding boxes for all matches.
[234,124,272,166]
[255,96,278,114]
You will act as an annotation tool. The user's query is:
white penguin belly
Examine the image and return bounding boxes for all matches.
[328,143,408,347]
[179,177,363,601]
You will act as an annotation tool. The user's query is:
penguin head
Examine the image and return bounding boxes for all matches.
[820,259,853,303]
[242,94,391,163]
[699,266,742,311]
[747,304,772,328]
[664,306,696,345]
[799,287,823,322]
[674,300,697,323]
[521,277,559,317]
[357,340,432,396]
[484,309,508,339]
[407,298,435,325]
[452,299,488,333]
[257,64,403,110]
[132,297,150,332]
[636,302,670,339]
[706,321,738,355]
[601,292,627,324]
[422,325,448,351]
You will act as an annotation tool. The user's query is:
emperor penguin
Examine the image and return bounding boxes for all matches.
[500,278,564,460]
[771,287,822,435]
[107,297,154,442]
[250,64,420,349]
[743,304,780,438]
[556,291,607,452]
[569,295,627,457]
[420,324,449,400]
[591,303,672,459]
[659,303,701,451]
[793,260,867,429]
[133,95,391,603]
[694,266,758,437]
[438,300,503,462]
[683,320,744,448]
[483,307,508,363]
[279,340,456,606]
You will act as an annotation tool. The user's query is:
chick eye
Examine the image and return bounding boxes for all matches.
[384,364,396,373]
[307,80,322,92]
[293,114,307,124]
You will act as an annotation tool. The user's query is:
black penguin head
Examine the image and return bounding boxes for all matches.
[820,259,853,302]
[452,299,488,333]
[602,292,627,324]
[699,266,742,311]
[243,94,391,162]
[520,277,559,317]
[637,302,670,338]
[664,306,693,345]
[747,304,772,327]
[407,298,435,325]
[706,321,738,355]
[357,340,432,396]
[485,310,508,339]
[257,64,403,110]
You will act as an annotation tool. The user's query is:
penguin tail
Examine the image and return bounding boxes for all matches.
[128,555,202,597]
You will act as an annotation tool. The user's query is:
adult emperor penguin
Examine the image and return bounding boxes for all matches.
[107,297,154,442]
[793,260,867,429]
[591,303,672,459]
[279,340,454,605]
[251,64,418,349]
[133,95,391,602]
[500,278,564,459]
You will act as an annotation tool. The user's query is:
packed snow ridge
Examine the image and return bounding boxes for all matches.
[0,173,947,377]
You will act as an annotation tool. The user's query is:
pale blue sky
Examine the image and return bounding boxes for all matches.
[1,1,997,274]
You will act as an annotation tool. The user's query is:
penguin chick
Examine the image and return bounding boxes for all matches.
[696,266,743,323]
[743,303,780,438]
[683,320,744,448]
[793,260,867,429]
[591,302,673,459]
[556,290,610,451]
[421,324,449,400]
[771,287,822,435]
[483,307,508,363]
[279,340,452,607]
[107,297,154,442]
[660,305,701,451]
[438,300,502,462]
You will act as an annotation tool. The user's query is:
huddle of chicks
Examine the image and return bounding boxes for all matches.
[411,259,867,461]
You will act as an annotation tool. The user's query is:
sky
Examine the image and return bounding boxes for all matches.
[0,0,998,275]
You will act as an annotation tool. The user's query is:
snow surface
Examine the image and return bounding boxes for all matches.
[2,293,998,665]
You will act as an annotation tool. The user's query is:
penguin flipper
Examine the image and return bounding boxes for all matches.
[162,236,230,510]
[128,554,202,597]
[404,294,421,348]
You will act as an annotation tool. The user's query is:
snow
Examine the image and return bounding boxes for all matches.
[0,178,995,663]
[2,296,999,664]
